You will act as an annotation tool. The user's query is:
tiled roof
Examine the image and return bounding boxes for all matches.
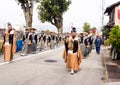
[104,1,120,15]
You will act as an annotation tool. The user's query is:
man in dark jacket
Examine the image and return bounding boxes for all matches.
[95,35,102,54]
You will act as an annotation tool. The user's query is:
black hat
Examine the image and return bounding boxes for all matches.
[71,27,76,32]
[7,22,12,26]
[25,28,29,30]
[30,28,36,31]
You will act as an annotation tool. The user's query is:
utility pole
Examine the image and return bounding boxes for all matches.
[101,0,105,29]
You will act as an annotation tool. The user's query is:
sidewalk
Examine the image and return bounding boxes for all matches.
[102,46,120,85]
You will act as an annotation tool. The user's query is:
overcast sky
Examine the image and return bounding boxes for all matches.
[0,0,119,32]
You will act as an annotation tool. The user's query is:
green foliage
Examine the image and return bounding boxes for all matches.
[101,26,110,39]
[36,0,71,27]
[104,39,110,46]
[83,22,91,32]
[109,25,120,52]
[16,0,34,9]
[102,27,109,36]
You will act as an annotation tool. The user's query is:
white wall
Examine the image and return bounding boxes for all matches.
[115,5,120,26]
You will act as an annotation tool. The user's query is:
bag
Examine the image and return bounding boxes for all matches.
[86,45,90,48]
[26,41,32,44]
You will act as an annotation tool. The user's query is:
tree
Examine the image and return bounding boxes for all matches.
[83,22,91,32]
[109,25,120,51]
[16,0,34,27]
[109,25,120,59]
[36,0,71,33]
[101,26,110,40]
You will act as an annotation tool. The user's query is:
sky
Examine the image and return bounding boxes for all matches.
[0,0,120,32]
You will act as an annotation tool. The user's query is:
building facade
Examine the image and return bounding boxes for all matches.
[104,1,120,28]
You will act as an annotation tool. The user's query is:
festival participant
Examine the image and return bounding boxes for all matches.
[39,31,46,51]
[50,32,55,49]
[3,23,16,62]
[63,27,82,75]
[21,27,30,56]
[30,28,37,54]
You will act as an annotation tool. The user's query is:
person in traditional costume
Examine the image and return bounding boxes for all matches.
[30,28,37,54]
[84,33,91,57]
[56,33,62,47]
[20,27,30,56]
[39,31,46,51]
[3,23,16,62]
[88,34,93,53]
[50,32,55,49]
[47,33,51,47]
[79,33,84,44]
[79,33,86,58]
[55,33,59,47]
[63,27,82,75]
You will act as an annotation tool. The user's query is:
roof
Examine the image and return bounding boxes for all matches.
[104,1,120,15]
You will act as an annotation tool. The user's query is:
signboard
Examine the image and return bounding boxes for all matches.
[118,9,120,20]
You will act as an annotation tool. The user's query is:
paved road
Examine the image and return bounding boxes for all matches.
[0,47,104,85]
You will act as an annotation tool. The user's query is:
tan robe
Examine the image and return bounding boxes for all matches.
[4,29,16,62]
[12,31,16,54]
[63,36,82,71]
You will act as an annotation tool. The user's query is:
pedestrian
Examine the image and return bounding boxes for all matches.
[79,33,86,58]
[3,23,16,62]
[63,27,82,75]
[88,35,93,52]
[79,33,84,44]
[84,33,90,56]
[30,28,37,54]
[92,35,96,49]
[20,27,30,56]
[95,35,102,54]
[50,32,55,49]
[58,33,62,46]
[39,31,46,51]
[47,33,51,47]
[55,33,59,47]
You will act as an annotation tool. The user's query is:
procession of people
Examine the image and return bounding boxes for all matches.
[1,23,103,75]
[18,26,63,56]
[62,27,102,74]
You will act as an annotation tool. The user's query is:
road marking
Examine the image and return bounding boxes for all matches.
[0,46,64,66]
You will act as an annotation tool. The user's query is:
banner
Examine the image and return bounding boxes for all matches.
[118,9,120,20]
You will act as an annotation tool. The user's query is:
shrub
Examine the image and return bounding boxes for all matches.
[104,39,110,46]
[109,25,120,52]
